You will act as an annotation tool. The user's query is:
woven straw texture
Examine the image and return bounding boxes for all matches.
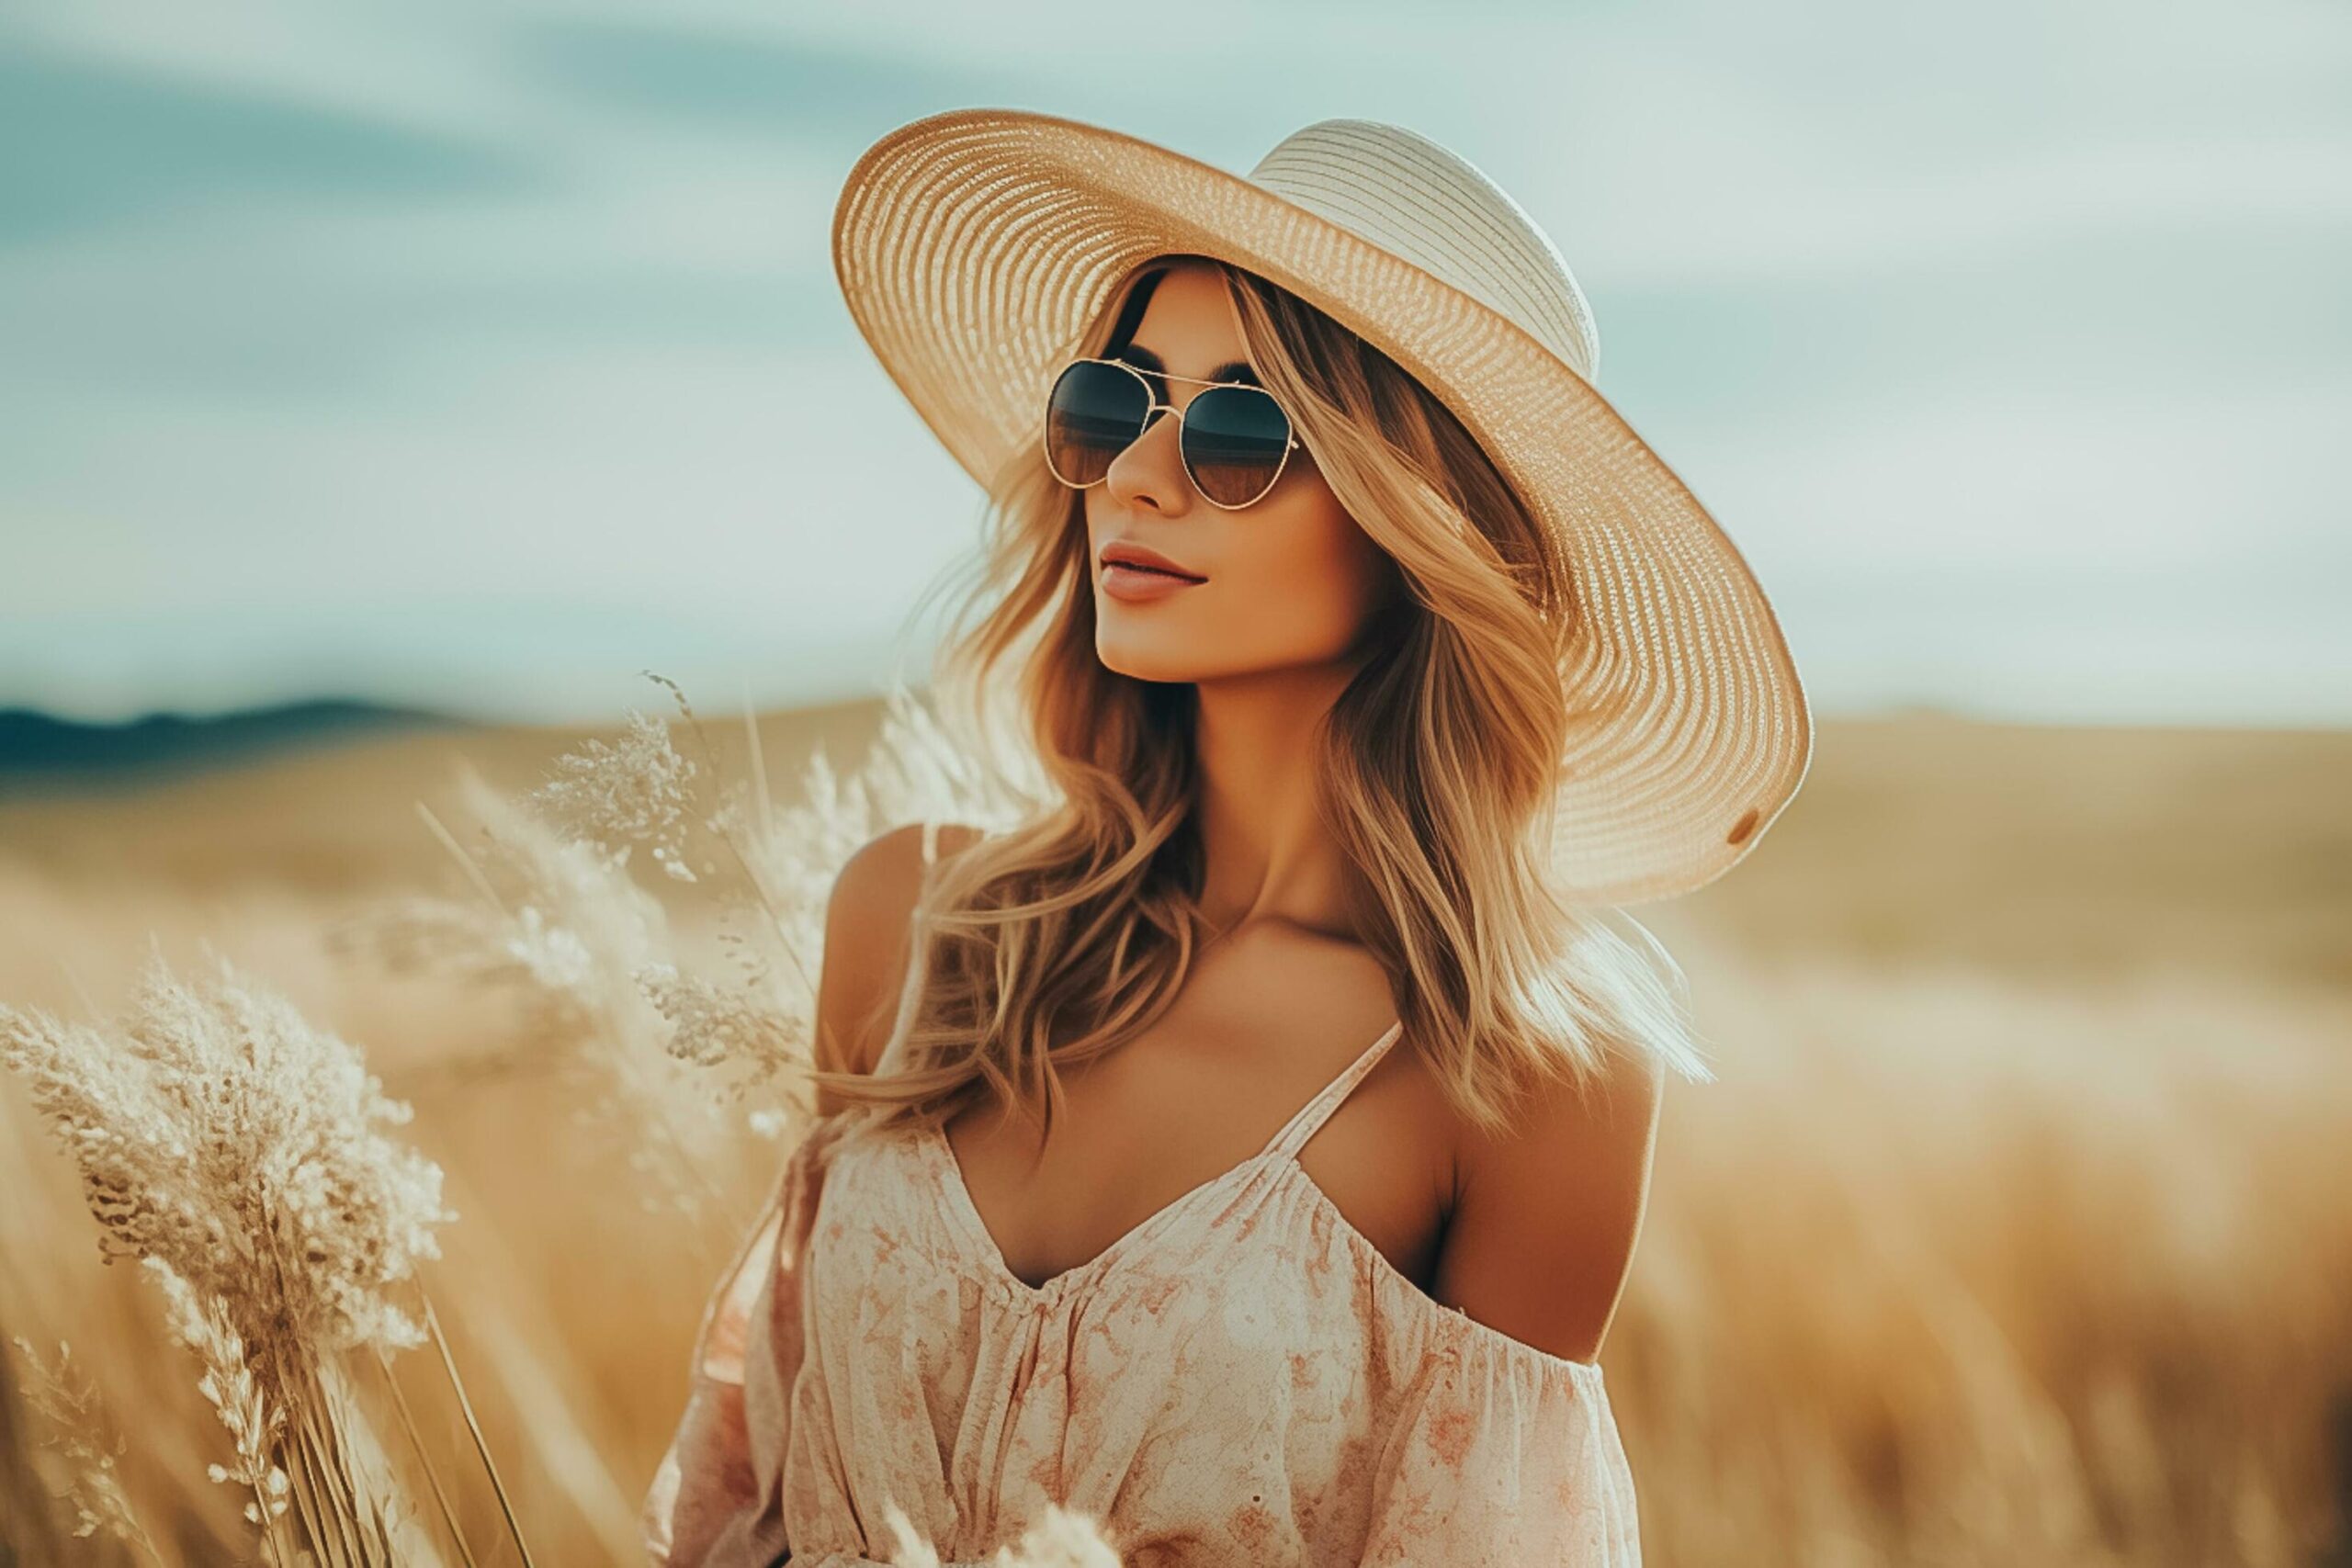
[831,108,1811,904]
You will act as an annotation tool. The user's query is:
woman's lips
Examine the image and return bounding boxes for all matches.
[1100,561,1206,603]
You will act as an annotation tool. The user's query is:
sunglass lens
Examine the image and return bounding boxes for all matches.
[1181,385,1293,507]
[1045,361,1149,488]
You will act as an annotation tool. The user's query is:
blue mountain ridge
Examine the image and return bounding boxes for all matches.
[0,699,468,795]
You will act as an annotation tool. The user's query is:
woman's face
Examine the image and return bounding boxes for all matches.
[1083,261,1401,686]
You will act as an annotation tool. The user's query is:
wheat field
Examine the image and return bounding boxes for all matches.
[2,701,2346,1565]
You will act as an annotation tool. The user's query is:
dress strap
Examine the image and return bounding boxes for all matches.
[1261,1020,1407,1162]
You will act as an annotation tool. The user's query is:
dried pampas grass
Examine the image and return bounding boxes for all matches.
[1,950,449,1354]
[0,951,519,1567]
[330,676,1031,1174]
[0,677,1118,1564]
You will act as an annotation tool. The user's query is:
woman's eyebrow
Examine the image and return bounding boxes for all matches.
[1114,345,1261,388]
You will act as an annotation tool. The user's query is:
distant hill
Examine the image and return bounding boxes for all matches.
[0,699,469,795]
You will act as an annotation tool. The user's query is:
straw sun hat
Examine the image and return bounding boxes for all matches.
[831,108,1812,905]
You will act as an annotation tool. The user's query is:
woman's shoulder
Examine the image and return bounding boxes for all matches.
[828,821,991,955]
[838,819,991,885]
[1431,1041,1665,1365]
[817,823,989,1080]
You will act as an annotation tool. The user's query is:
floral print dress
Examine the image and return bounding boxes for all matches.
[641,1016,1641,1566]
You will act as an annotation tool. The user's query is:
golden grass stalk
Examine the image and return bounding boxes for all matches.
[6,1334,164,1564]
[327,675,1029,1161]
[332,755,741,1213]
[0,951,511,1567]
[582,676,1036,1163]
[0,1329,65,1564]
[144,1261,291,1551]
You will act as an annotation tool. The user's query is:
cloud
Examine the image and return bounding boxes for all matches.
[0,37,537,249]
[513,18,1015,144]
[0,0,2344,726]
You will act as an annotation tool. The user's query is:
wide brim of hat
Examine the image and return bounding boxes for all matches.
[832,107,1813,905]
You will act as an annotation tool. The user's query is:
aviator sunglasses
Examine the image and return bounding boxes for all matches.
[1042,356,1303,511]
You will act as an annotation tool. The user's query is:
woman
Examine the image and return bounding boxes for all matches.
[643,110,1810,1566]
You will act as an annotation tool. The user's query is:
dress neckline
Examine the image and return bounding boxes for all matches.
[924,1018,1405,1303]
[907,1083,1608,1380]
[864,1019,1609,1380]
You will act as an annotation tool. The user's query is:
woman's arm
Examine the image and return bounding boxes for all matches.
[1431,1043,1663,1365]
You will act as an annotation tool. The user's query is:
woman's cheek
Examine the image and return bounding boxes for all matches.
[1232,531,1383,665]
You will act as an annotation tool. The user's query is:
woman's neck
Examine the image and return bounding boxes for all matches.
[1189,663,1365,947]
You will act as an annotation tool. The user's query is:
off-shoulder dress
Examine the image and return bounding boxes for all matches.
[640,993,1642,1565]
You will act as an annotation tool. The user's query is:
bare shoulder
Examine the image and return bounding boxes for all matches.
[812,822,989,1100]
[1430,1041,1666,1366]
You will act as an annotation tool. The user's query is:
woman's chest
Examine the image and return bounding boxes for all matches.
[800,1133,1391,1417]
[934,1020,1457,1299]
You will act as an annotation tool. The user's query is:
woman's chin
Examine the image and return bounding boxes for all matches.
[1094,637,1210,685]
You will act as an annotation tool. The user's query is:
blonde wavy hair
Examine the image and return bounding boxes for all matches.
[815,255,1710,1143]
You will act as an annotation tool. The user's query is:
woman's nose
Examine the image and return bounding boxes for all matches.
[1103,404,1193,516]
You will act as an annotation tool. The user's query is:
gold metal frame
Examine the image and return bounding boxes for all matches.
[1040,356,1304,511]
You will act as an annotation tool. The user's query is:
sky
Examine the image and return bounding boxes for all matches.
[2,0,2346,728]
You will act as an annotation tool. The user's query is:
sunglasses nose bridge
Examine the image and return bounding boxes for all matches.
[1121,398,1194,508]
[1142,398,1190,454]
